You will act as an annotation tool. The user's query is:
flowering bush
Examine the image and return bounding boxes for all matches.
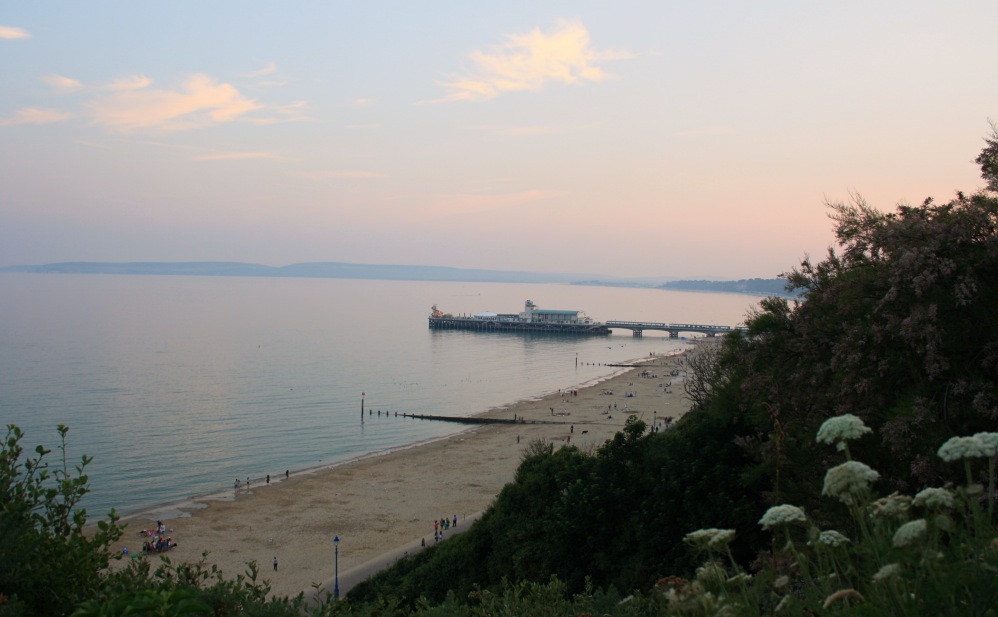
[675,428,998,616]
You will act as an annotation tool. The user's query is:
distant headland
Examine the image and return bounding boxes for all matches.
[0,261,792,296]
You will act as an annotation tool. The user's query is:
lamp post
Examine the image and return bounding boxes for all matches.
[333,535,340,599]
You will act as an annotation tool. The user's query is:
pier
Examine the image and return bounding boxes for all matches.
[428,316,745,337]
[428,300,744,337]
[428,316,610,335]
[604,321,746,338]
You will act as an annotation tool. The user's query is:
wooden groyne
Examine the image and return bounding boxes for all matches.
[391,412,568,426]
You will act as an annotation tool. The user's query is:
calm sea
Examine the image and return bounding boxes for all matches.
[0,274,760,517]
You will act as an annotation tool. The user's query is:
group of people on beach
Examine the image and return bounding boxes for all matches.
[234,470,290,490]
[432,515,458,543]
[137,520,177,554]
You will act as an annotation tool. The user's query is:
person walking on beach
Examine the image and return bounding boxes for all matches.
[273,556,278,571]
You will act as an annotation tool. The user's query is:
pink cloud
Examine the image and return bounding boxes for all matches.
[0,107,72,126]
[85,74,262,131]
[0,25,30,39]
[431,19,633,103]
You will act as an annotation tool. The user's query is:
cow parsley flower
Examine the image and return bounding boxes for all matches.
[973,432,998,456]
[937,436,991,461]
[892,519,927,548]
[822,461,880,505]
[816,414,872,452]
[912,487,954,510]
[684,528,736,550]
[707,529,736,549]
[816,530,851,547]
[759,504,807,530]
[872,563,900,583]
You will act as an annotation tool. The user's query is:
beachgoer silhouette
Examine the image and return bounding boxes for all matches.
[273,556,277,571]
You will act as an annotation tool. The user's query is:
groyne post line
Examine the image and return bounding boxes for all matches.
[397,413,574,426]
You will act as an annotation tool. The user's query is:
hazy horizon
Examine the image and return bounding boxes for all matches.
[2,2,995,278]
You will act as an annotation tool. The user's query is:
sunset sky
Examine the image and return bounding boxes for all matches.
[2,2,996,279]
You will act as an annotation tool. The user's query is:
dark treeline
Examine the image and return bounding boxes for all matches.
[2,129,997,615]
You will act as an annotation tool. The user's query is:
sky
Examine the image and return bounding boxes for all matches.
[1,2,996,279]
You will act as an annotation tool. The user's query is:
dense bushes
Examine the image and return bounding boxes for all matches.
[351,412,770,606]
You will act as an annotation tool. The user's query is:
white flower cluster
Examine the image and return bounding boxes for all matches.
[892,519,928,548]
[684,528,736,550]
[758,504,807,530]
[822,461,880,504]
[937,435,994,462]
[912,487,954,510]
[816,530,851,547]
[974,432,998,453]
[872,563,900,583]
[816,414,872,451]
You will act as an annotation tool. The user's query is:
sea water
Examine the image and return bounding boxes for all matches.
[0,274,760,517]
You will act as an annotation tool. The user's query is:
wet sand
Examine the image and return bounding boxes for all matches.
[109,350,693,599]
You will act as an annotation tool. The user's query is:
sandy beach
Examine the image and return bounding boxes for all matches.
[110,350,694,599]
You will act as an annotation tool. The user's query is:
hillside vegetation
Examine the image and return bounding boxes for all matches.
[2,130,997,615]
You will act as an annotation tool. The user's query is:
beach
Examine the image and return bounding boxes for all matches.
[110,351,693,599]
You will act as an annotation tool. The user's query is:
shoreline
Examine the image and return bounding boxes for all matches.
[116,352,673,524]
[107,350,693,599]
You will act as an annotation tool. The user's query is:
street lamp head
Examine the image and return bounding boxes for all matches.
[333,535,340,544]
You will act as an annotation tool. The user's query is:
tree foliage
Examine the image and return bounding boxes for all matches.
[715,126,998,522]
[1,424,124,616]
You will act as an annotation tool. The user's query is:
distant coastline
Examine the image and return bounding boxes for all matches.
[0,261,792,296]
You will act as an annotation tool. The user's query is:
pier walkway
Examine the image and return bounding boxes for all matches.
[605,321,746,338]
